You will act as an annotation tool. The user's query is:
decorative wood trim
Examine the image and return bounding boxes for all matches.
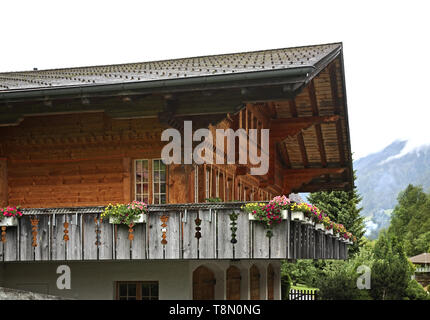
[63,220,69,242]
[1,226,6,243]
[160,215,169,245]
[31,216,39,247]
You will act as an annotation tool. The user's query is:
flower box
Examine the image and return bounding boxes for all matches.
[335,233,340,238]
[305,217,314,226]
[109,213,146,225]
[248,213,258,221]
[0,216,18,227]
[325,228,333,235]
[291,211,304,222]
[315,223,324,231]
[281,210,288,220]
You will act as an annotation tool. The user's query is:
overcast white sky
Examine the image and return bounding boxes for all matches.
[1,0,429,160]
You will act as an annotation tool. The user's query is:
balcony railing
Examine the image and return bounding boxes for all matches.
[0,202,349,262]
[415,266,430,273]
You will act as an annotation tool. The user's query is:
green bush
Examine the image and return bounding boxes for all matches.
[405,279,429,300]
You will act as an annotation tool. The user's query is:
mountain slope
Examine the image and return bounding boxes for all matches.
[355,140,430,239]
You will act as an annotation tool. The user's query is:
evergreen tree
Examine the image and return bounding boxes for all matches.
[307,172,365,255]
[388,184,430,256]
[370,234,413,300]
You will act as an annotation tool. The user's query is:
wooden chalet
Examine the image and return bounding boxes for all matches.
[0,43,353,300]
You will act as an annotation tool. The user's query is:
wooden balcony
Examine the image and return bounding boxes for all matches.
[0,203,349,262]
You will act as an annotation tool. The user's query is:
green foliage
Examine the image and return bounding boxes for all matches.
[370,234,414,300]
[387,184,430,256]
[405,279,430,300]
[101,201,147,225]
[307,172,366,255]
[281,260,322,288]
[205,197,222,203]
[280,234,429,300]
[281,272,292,300]
[315,261,371,300]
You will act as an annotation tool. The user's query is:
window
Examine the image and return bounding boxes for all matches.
[116,281,159,300]
[135,160,149,203]
[152,159,166,204]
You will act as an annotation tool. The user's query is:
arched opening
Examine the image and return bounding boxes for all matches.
[193,266,215,300]
[267,264,275,300]
[226,266,241,300]
[250,264,260,300]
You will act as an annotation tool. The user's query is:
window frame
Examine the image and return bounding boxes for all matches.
[152,159,167,204]
[115,281,159,300]
[134,159,150,204]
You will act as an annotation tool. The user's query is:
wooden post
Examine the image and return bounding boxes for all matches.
[0,158,7,207]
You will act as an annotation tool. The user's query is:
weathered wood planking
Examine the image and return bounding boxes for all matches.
[19,216,34,261]
[99,220,114,260]
[147,212,163,259]
[198,209,216,259]
[217,210,234,259]
[82,214,98,260]
[234,209,250,259]
[131,222,146,260]
[269,221,287,259]
[115,224,130,260]
[182,210,199,259]
[164,211,180,259]
[252,222,270,259]
[35,215,49,261]
[67,214,82,260]
[4,224,18,261]
[51,214,66,261]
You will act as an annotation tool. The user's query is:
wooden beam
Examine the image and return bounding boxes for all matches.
[282,167,347,194]
[297,181,349,193]
[308,80,328,167]
[277,142,291,169]
[329,64,346,166]
[270,115,339,139]
[297,132,309,168]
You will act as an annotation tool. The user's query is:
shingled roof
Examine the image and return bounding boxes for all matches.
[409,253,430,264]
[0,43,341,94]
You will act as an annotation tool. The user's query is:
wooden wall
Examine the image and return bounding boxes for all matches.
[0,158,7,207]
[0,106,278,208]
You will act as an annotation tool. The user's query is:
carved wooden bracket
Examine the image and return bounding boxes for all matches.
[128,223,134,241]
[63,221,69,242]
[94,217,101,246]
[195,216,202,239]
[31,217,39,247]
[1,226,6,243]
[160,215,169,245]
